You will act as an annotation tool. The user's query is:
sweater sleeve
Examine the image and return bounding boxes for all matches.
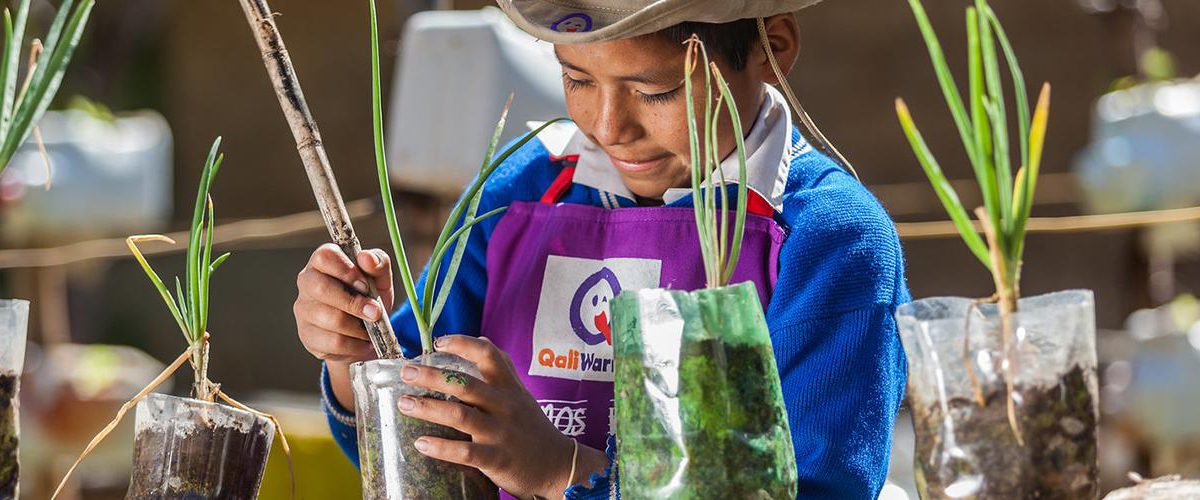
[768,150,910,498]
[772,304,906,498]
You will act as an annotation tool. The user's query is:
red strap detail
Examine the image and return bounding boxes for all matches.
[746,190,775,217]
[540,165,577,204]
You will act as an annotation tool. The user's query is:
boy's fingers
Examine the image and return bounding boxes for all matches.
[356,249,391,278]
[432,335,517,387]
[413,437,498,470]
[298,269,385,322]
[398,364,500,408]
[308,243,370,294]
[297,318,375,361]
[294,299,370,341]
[356,249,394,309]
[397,396,487,436]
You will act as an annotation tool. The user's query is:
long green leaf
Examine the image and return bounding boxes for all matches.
[966,8,1000,237]
[977,0,1012,233]
[127,236,189,341]
[1,0,29,138]
[1,11,12,138]
[368,0,427,346]
[713,91,728,279]
[431,117,568,260]
[423,96,512,324]
[683,38,712,287]
[427,98,512,330]
[714,66,749,286]
[187,138,220,340]
[906,0,977,167]
[209,252,231,274]
[198,197,215,341]
[0,0,92,166]
[703,47,720,285]
[896,99,993,269]
[985,5,1029,179]
[174,276,191,335]
[428,207,507,330]
[1010,84,1050,263]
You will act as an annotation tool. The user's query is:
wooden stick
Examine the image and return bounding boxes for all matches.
[237,0,401,359]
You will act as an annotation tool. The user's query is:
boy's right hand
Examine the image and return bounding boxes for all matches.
[295,244,395,409]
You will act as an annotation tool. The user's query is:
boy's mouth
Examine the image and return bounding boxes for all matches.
[609,154,669,175]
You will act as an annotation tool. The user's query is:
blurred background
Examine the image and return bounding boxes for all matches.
[0,0,1198,498]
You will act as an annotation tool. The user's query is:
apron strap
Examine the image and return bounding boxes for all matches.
[540,154,775,218]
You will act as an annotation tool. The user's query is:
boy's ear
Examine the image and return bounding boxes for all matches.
[755,14,802,86]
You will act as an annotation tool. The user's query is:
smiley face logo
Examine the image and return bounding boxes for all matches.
[551,13,593,33]
[569,267,620,346]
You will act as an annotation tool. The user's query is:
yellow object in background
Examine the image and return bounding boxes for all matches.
[255,402,362,499]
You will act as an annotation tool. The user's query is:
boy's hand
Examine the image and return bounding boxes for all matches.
[398,335,609,498]
[295,244,394,409]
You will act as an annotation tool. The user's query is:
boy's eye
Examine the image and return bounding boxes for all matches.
[562,73,593,91]
[638,86,682,105]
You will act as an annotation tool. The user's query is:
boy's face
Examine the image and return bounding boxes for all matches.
[555,35,765,201]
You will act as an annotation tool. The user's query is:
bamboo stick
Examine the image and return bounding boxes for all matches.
[236,0,402,359]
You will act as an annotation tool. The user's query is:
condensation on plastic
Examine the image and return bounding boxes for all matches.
[127,393,275,499]
[351,353,498,500]
[0,300,28,374]
[612,282,797,499]
[0,299,29,498]
[897,290,1100,498]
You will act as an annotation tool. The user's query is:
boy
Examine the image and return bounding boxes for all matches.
[294,0,909,497]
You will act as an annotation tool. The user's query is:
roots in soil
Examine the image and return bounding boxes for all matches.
[912,364,1098,499]
[125,405,273,499]
[0,372,18,498]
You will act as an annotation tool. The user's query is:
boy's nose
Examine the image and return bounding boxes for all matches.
[590,92,642,148]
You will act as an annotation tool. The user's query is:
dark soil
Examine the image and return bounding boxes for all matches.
[911,364,1098,499]
[615,339,796,499]
[0,372,17,499]
[360,388,497,500]
[125,403,273,500]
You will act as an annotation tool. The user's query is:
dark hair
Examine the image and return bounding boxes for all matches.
[659,18,761,71]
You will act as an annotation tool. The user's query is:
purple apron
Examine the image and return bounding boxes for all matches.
[479,165,784,493]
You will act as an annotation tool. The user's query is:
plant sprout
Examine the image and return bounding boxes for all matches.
[895,0,1052,443]
[126,137,229,401]
[0,0,94,172]
[368,0,565,356]
[894,0,1051,315]
[684,36,749,289]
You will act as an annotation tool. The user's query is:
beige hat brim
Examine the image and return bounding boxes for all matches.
[497,0,824,44]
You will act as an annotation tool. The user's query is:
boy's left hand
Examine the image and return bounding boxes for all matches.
[397,335,608,498]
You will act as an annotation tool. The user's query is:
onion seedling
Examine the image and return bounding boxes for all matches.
[368,0,564,356]
[683,36,749,288]
[0,0,94,172]
[126,137,229,401]
[895,0,1052,441]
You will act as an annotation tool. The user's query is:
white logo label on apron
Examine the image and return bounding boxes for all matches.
[529,255,661,381]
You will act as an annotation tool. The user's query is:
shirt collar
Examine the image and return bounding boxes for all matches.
[533,85,804,213]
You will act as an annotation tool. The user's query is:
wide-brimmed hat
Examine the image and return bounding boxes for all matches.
[496,0,824,44]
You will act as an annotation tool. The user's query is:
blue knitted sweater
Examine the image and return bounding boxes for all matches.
[322,126,910,499]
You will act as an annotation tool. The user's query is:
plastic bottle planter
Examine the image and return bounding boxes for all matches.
[612,282,797,499]
[351,353,498,500]
[127,393,275,499]
[0,299,29,498]
[897,290,1099,499]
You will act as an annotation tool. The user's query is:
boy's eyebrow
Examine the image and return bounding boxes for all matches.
[555,50,681,85]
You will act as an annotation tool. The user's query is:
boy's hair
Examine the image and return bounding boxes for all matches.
[659,18,761,71]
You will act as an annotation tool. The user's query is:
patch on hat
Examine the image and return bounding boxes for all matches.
[550,13,592,33]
